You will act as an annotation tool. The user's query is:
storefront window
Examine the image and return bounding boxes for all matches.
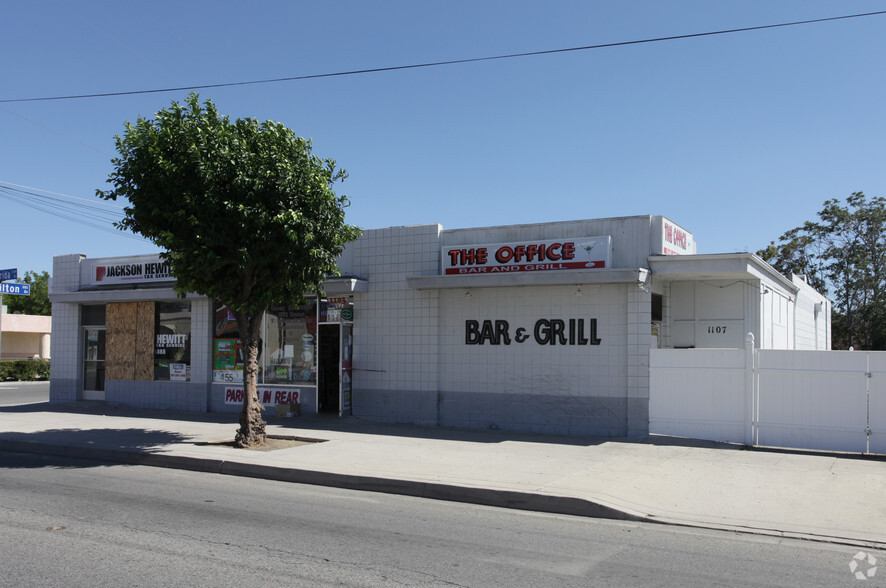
[264,301,317,384]
[155,301,191,381]
[82,304,106,327]
[213,299,317,385]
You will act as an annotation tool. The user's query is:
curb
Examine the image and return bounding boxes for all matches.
[0,438,645,521]
[4,438,885,551]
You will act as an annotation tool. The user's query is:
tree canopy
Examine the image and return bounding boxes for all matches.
[758,192,886,349]
[99,94,361,445]
[5,271,50,316]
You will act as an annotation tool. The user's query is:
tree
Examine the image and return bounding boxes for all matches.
[5,271,51,316]
[99,94,361,447]
[758,192,886,349]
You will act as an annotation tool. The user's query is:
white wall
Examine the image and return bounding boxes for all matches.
[792,275,831,350]
[668,280,753,349]
[440,283,627,404]
[336,225,443,426]
[338,220,653,435]
[649,348,748,441]
[760,286,794,349]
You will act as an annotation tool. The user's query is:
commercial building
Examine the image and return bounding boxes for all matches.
[49,215,830,437]
[0,311,51,360]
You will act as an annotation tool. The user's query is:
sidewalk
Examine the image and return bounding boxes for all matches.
[1,400,885,549]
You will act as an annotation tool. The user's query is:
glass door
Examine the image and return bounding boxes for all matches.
[83,328,106,400]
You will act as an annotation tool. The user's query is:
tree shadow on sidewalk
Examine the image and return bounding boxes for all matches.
[0,427,194,469]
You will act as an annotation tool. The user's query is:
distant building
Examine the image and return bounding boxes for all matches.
[0,310,51,360]
[48,215,830,437]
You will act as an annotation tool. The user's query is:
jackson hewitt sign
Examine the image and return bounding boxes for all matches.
[88,256,174,286]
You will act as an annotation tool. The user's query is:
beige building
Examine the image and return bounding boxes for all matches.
[0,311,51,359]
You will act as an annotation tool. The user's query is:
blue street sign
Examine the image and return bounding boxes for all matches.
[0,268,16,282]
[0,282,29,296]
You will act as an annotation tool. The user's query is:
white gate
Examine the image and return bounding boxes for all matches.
[649,335,886,454]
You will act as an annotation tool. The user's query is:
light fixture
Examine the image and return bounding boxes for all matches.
[575,285,583,297]
[638,283,650,294]
[464,288,472,298]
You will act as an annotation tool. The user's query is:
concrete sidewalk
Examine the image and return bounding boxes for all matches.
[1,400,885,549]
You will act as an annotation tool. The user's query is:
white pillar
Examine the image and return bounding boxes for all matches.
[40,333,51,359]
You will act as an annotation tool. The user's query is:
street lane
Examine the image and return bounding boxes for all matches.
[0,450,881,586]
[0,381,49,406]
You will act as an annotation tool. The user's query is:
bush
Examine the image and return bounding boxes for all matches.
[0,359,50,381]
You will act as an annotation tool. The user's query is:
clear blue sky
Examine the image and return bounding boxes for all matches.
[2,1,885,276]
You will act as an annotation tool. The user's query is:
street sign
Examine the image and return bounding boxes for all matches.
[0,282,29,296]
[0,268,16,281]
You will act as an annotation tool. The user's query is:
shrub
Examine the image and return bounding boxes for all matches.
[0,359,50,381]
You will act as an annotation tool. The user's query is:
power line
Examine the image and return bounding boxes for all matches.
[2,10,884,104]
[0,182,148,241]
[0,186,122,225]
[0,180,124,209]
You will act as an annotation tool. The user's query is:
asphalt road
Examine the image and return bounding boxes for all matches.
[0,380,49,405]
[0,450,880,587]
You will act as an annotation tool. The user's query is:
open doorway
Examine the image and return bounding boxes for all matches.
[318,324,340,413]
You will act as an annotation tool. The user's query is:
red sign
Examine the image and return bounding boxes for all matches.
[224,386,300,405]
[442,236,610,275]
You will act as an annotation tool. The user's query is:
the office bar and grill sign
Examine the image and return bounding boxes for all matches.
[443,236,611,275]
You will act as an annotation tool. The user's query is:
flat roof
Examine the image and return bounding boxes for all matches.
[647,253,798,293]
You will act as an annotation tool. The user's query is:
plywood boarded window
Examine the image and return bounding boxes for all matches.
[106,302,155,381]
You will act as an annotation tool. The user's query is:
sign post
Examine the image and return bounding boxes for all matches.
[0,269,28,362]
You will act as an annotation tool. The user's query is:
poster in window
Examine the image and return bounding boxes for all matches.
[155,302,191,381]
[214,339,237,369]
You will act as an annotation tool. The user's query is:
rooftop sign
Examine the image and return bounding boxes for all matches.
[654,217,696,256]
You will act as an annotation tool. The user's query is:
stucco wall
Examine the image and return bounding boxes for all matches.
[0,313,51,359]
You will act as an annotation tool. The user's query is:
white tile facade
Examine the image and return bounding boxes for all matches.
[50,252,211,410]
[337,219,659,436]
[49,254,86,401]
[50,216,745,437]
[342,225,443,426]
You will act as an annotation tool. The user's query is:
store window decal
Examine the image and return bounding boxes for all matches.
[213,299,318,386]
[155,301,191,381]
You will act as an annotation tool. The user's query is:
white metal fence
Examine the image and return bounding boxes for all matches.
[649,335,886,454]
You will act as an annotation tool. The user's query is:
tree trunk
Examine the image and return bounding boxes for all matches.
[234,309,267,448]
